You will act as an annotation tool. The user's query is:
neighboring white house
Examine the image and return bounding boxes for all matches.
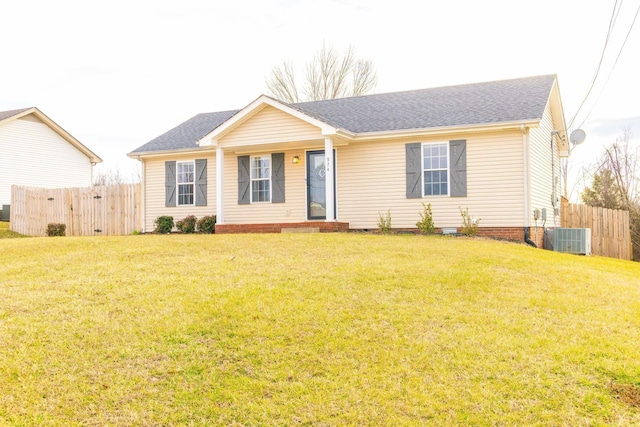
[129,75,568,247]
[0,107,102,208]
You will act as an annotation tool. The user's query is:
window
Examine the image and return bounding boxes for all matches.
[423,142,449,196]
[251,155,271,202]
[177,161,194,205]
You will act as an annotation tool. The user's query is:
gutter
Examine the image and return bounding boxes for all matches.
[351,119,541,141]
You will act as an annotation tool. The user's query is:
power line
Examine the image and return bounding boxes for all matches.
[577,1,640,129]
[567,0,622,130]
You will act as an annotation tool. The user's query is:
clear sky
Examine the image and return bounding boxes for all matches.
[2,0,639,199]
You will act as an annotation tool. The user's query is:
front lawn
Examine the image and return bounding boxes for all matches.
[0,233,639,425]
[0,222,25,239]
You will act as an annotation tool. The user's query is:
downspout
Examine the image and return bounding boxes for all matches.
[522,125,537,247]
[140,160,146,233]
[524,227,537,248]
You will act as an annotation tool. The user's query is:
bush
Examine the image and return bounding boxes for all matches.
[416,202,436,235]
[176,215,197,234]
[197,215,217,234]
[46,223,66,237]
[153,216,174,234]
[377,210,392,234]
[460,207,481,237]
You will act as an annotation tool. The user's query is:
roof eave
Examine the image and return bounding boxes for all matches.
[127,146,214,160]
[351,120,542,141]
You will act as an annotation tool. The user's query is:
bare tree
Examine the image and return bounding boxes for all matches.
[601,127,639,208]
[266,61,299,105]
[266,43,377,103]
[93,166,141,186]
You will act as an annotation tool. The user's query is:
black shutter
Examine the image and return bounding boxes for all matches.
[165,161,176,207]
[272,153,285,203]
[195,159,207,206]
[238,156,250,205]
[405,143,422,198]
[450,139,467,197]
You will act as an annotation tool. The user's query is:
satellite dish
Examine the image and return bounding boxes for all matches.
[570,129,586,146]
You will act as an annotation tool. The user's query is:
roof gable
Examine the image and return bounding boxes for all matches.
[0,107,102,163]
[219,105,326,146]
[130,74,561,155]
[197,95,340,147]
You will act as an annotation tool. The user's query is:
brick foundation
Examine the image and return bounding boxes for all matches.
[215,223,546,248]
[215,221,350,234]
[476,227,527,242]
[356,226,540,246]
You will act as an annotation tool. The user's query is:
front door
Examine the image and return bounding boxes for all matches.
[306,150,335,220]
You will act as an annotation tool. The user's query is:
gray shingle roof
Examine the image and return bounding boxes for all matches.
[130,75,556,154]
[0,107,33,122]
[131,110,239,154]
[293,74,556,133]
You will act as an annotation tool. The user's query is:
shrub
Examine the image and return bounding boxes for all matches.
[196,215,217,234]
[377,210,392,234]
[153,216,174,234]
[46,223,66,237]
[460,207,481,237]
[176,215,197,234]
[416,202,436,235]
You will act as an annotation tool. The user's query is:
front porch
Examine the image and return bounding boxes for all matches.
[215,221,349,234]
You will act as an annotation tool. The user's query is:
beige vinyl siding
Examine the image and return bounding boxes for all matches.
[219,106,322,147]
[0,115,92,205]
[142,153,216,232]
[529,103,559,227]
[223,150,310,223]
[337,131,525,229]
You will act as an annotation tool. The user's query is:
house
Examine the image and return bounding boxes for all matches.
[0,107,102,212]
[128,74,568,247]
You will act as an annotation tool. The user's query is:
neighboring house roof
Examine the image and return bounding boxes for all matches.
[129,74,560,155]
[0,107,33,122]
[0,107,103,163]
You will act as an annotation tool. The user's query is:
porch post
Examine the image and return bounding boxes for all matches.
[216,146,224,224]
[324,137,335,222]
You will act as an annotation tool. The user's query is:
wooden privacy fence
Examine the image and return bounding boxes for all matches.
[561,199,632,260]
[10,184,142,237]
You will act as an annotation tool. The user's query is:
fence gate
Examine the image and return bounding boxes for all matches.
[10,184,141,237]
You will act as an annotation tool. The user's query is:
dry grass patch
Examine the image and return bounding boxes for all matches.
[610,382,640,408]
[0,233,639,425]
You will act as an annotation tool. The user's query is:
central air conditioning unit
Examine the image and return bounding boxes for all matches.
[554,228,591,255]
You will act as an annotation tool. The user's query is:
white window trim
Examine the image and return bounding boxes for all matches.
[422,142,450,197]
[177,160,195,206]
[250,154,272,203]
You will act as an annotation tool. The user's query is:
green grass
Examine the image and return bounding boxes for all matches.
[1,233,639,426]
[0,222,26,239]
